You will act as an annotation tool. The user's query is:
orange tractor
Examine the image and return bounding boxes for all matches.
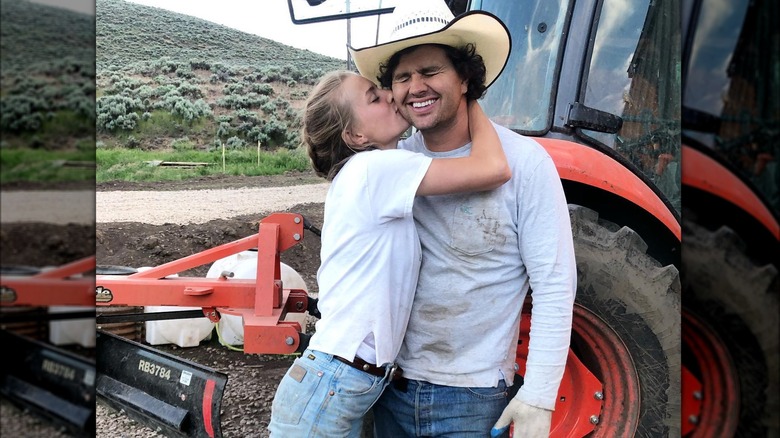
[290,0,777,436]
[290,0,681,435]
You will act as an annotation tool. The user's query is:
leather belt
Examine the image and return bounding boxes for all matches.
[335,356,403,380]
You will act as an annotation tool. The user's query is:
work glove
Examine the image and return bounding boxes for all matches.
[490,398,552,437]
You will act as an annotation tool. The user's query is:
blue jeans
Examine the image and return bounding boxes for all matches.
[373,378,509,437]
[269,348,392,437]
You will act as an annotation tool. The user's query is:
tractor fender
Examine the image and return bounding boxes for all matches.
[682,144,779,240]
[537,138,680,240]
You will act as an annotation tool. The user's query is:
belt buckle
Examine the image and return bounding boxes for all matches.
[388,364,398,380]
[390,364,408,393]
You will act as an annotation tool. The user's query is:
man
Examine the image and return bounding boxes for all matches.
[350,0,577,437]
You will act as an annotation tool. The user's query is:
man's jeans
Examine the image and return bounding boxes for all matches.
[269,348,392,437]
[373,378,509,437]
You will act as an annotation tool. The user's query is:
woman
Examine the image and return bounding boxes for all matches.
[269,70,510,436]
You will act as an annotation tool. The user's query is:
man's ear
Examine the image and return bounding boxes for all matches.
[461,79,468,95]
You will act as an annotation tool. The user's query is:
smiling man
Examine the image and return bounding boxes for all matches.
[349,0,578,437]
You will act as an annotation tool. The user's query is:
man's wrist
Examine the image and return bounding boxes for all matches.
[515,390,556,411]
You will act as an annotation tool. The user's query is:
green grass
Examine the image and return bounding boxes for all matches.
[96,146,310,183]
[1,109,95,150]
[0,147,95,183]
[134,111,213,138]
[42,110,95,139]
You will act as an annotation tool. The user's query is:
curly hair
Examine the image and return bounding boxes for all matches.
[301,71,369,181]
[377,43,487,100]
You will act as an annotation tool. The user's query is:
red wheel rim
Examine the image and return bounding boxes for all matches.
[569,303,641,437]
[681,310,740,437]
[516,303,640,437]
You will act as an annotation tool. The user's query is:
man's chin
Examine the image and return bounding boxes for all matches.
[406,116,435,132]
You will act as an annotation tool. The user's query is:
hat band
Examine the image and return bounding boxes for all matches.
[392,15,450,36]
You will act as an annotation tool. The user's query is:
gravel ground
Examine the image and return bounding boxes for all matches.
[0,399,74,437]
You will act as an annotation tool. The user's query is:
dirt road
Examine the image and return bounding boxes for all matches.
[1,190,95,224]
[96,183,330,224]
[0,179,329,225]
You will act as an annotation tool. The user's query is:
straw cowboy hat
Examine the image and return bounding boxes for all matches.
[349,0,511,88]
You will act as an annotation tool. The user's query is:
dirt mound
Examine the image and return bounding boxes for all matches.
[96,203,324,292]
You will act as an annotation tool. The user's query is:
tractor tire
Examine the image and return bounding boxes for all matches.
[568,205,681,437]
[681,218,779,437]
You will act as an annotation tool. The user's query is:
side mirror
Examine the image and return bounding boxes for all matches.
[288,0,397,24]
[566,102,623,134]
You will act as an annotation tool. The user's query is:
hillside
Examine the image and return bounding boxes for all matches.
[0,0,95,151]
[0,0,94,69]
[96,0,342,72]
[94,0,346,152]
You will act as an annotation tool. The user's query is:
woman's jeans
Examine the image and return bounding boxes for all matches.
[269,348,393,437]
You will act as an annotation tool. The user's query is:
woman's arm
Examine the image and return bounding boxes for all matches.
[416,101,511,196]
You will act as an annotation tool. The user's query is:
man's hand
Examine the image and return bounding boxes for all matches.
[490,398,552,437]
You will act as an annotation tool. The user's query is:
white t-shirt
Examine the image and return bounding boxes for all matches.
[307,148,432,366]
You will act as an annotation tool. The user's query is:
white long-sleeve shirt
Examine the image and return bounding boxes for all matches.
[396,124,577,410]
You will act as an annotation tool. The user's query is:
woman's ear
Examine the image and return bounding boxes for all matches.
[342,129,367,147]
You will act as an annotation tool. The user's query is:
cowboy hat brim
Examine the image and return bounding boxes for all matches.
[349,11,511,89]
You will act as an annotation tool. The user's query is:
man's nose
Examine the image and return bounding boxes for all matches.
[409,73,427,95]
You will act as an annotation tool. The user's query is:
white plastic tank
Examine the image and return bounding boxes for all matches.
[140,268,215,348]
[46,266,95,348]
[144,305,215,347]
[49,305,96,348]
[206,251,308,347]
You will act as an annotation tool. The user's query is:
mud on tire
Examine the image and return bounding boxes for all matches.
[569,205,681,437]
